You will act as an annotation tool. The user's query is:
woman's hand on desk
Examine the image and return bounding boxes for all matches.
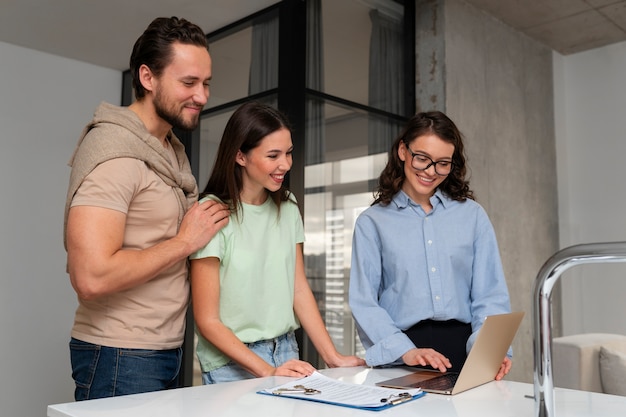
[495,357,512,380]
[271,359,317,378]
[401,348,452,373]
[324,353,366,368]
[269,354,364,378]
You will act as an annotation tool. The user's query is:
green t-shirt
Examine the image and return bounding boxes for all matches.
[190,194,305,372]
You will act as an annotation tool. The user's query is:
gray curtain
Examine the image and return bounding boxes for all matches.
[305,0,325,166]
[249,14,279,95]
[368,8,404,155]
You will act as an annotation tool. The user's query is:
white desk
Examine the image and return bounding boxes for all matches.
[48,366,626,417]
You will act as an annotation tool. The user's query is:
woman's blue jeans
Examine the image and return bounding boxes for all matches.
[202,331,299,384]
[69,338,182,400]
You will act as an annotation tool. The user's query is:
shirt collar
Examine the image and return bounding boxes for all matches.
[432,189,451,209]
[392,189,451,210]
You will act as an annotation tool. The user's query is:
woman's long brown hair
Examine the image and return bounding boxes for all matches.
[201,101,293,216]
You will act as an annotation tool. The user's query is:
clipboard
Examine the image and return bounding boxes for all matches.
[257,371,425,411]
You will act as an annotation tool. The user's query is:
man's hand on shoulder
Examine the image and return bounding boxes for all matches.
[177,200,229,254]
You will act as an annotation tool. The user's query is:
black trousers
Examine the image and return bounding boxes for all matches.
[402,319,472,373]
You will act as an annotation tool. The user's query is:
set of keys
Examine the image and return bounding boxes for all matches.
[272,384,321,395]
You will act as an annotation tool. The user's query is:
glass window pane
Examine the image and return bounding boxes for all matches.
[207,28,252,108]
[302,99,404,360]
[312,0,406,114]
[197,109,235,189]
[207,11,278,109]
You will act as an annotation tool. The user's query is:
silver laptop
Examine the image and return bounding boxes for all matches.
[376,311,524,395]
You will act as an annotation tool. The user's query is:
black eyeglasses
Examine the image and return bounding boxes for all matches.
[404,143,454,176]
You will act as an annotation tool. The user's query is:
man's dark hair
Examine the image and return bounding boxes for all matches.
[129,16,209,99]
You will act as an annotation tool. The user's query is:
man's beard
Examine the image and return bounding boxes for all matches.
[154,90,200,131]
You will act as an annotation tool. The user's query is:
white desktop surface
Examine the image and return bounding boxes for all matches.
[48,366,626,417]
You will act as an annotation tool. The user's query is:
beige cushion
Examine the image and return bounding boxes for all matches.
[553,333,626,393]
[599,342,626,396]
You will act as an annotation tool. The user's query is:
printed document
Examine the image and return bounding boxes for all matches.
[258,371,423,410]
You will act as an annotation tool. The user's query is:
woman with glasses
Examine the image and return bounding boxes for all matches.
[349,111,512,379]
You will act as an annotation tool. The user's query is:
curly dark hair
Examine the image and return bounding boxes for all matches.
[374,111,474,206]
[129,16,209,100]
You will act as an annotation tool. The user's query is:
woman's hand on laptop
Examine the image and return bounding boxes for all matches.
[495,357,512,380]
[401,348,452,373]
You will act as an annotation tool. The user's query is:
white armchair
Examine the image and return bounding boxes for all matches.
[552,333,626,395]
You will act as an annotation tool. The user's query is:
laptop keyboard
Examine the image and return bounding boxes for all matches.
[419,372,459,391]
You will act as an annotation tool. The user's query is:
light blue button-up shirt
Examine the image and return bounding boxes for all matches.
[349,189,511,366]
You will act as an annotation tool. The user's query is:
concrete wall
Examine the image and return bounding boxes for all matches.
[0,40,121,417]
[415,0,559,383]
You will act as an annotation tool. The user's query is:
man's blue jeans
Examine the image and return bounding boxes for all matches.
[69,338,182,400]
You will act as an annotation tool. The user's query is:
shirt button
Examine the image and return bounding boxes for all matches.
[431,267,436,272]
[435,296,441,300]
[428,240,433,245]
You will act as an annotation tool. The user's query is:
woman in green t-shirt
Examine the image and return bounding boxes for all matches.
[190,101,365,384]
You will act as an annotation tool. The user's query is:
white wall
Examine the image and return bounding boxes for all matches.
[554,41,626,336]
[0,41,121,417]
